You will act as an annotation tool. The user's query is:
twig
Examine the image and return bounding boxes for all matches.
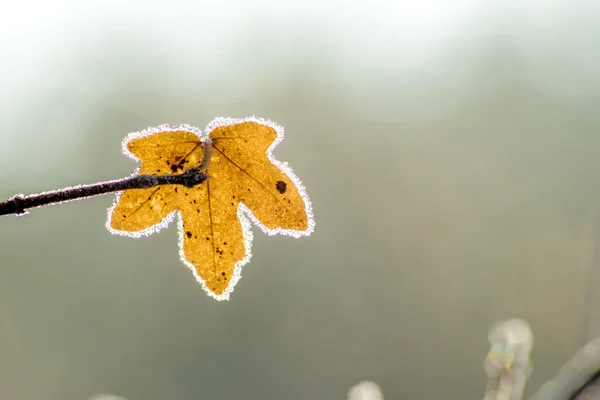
[0,168,209,217]
[529,335,600,400]
[0,140,212,217]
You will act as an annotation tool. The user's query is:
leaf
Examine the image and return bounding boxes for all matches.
[107,117,314,300]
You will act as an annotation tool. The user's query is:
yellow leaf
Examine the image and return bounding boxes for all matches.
[107,117,314,300]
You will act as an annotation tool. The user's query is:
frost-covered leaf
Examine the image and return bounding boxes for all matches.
[107,116,314,300]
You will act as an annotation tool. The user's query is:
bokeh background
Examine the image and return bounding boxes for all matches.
[1,1,600,399]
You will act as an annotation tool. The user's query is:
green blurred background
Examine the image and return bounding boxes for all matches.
[1,1,600,399]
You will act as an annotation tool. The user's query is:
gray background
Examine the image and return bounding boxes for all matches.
[1,1,599,399]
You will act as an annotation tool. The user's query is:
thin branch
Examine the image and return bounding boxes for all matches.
[0,140,212,217]
[529,335,600,400]
[0,168,209,217]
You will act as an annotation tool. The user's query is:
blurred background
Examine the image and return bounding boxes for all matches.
[0,1,599,399]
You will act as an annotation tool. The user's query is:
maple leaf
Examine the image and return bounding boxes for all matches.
[107,117,315,300]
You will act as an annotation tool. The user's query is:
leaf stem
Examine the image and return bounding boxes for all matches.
[0,167,209,217]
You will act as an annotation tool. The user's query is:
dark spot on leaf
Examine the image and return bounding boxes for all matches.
[175,188,178,193]
[276,181,287,194]
[206,237,210,240]
[221,272,225,276]
[186,231,192,238]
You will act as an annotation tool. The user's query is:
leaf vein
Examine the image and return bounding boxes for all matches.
[127,187,161,218]
[206,178,217,274]
[212,144,281,205]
